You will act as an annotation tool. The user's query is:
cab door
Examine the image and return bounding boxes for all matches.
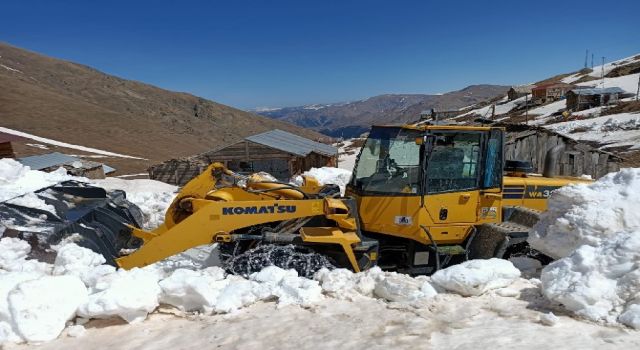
[422,131,483,224]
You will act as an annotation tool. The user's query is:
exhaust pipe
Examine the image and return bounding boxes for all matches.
[543,145,565,178]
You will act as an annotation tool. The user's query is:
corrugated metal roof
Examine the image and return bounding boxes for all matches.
[570,87,626,96]
[17,152,79,170]
[17,152,112,173]
[245,129,337,157]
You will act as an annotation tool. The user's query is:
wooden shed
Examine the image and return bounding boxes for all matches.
[566,87,626,111]
[507,85,533,101]
[0,132,24,158]
[497,123,622,179]
[149,129,338,185]
[531,83,576,104]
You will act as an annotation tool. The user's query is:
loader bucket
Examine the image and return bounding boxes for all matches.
[0,181,144,265]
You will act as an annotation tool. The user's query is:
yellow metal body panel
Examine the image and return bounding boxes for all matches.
[354,194,480,245]
[300,227,363,272]
[503,175,591,211]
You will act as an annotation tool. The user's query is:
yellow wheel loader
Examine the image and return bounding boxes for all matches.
[3,124,589,277]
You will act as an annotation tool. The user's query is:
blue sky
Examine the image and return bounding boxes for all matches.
[1,0,638,109]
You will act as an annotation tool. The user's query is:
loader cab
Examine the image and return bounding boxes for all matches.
[348,125,504,199]
[346,125,505,272]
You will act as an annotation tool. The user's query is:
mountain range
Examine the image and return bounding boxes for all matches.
[255,85,509,137]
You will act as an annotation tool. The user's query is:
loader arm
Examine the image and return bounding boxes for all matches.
[115,162,372,271]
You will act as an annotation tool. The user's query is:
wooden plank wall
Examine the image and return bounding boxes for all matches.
[0,142,15,158]
[504,130,621,179]
[148,141,337,186]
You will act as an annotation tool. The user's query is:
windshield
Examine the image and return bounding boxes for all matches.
[426,132,481,193]
[351,127,422,194]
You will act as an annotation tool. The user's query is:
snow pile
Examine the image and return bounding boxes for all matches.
[529,168,640,259]
[0,237,52,274]
[529,168,640,328]
[314,267,379,300]
[0,158,75,202]
[8,276,88,342]
[78,267,163,323]
[52,244,114,287]
[541,231,640,328]
[373,272,438,303]
[430,258,521,296]
[293,167,353,195]
[160,266,323,314]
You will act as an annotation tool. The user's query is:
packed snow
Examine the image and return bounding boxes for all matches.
[530,168,640,328]
[529,168,640,259]
[430,258,521,297]
[0,159,76,202]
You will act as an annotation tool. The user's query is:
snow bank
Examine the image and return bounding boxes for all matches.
[431,258,521,296]
[529,168,640,259]
[8,276,88,342]
[541,231,640,328]
[0,158,75,202]
[530,168,640,328]
[159,267,228,313]
[0,237,52,274]
[78,267,162,323]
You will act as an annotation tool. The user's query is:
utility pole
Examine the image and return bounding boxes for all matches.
[525,93,529,125]
[636,74,640,101]
[584,49,589,69]
[601,56,605,87]
[491,104,495,120]
[591,53,594,69]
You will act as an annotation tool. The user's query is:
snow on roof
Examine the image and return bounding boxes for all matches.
[245,129,337,157]
[17,152,109,171]
[569,87,626,95]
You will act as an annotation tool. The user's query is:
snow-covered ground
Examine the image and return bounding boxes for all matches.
[547,112,640,149]
[0,126,146,160]
[457,95,530,119]
[336,139,361,172]
[2,158,640,348]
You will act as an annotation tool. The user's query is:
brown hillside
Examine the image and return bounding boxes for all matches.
[0,42,327,174]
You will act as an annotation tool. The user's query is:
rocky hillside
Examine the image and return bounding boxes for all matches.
[257,85,509,137]
[0,42,327,174]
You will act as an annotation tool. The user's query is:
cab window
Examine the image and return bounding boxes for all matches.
[426,132,481,193]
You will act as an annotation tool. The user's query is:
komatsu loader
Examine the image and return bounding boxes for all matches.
[3,124,590,276]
